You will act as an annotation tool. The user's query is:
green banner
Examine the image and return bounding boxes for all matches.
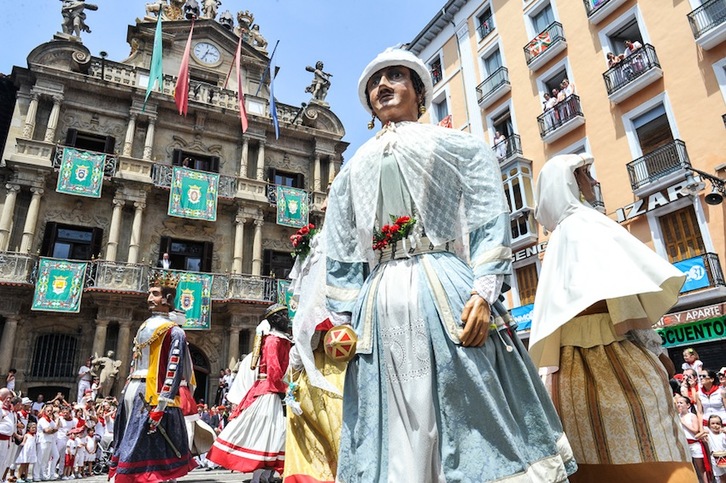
[656,317,726,348]
[32,258,88,313]
[56,148,105,198]
[276,279,295,322]
[168,167,219,221]
[175,271,213,330]
[276,186,309,228]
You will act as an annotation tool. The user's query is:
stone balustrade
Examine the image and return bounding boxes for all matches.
[0,252,36,285]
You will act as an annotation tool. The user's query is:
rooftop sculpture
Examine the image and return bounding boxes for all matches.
[60,0,98,40]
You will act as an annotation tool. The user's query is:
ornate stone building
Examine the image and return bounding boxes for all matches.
[0,8,347,401]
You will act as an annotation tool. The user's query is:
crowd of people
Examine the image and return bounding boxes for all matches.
[541,77,577,131]
[0,385,117,482]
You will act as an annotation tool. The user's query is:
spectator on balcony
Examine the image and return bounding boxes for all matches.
[623,40,645,75]
[493,130,507,160]
[543,92,558,130]
[157,252,172,269]
[561,78,575,97]
[553,87,569,123]
[530,153,695,482]
[606,51,623,68]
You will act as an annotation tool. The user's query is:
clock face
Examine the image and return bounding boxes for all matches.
[193,42,221,64]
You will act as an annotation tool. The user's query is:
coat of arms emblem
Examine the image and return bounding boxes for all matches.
[288,198,299,215]
[187,185,202,204]
[74,164,89,182]
[180,288,195,311]
[52,275,68,295]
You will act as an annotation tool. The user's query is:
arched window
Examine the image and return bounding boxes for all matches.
[31,334,78,379]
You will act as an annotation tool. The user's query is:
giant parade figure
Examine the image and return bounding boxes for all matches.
[109,272,197,483]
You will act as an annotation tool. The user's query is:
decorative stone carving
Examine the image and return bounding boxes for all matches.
[305,61,332,105]
[183,0,200,19]
[62,113,125,150]
[266,152,307,174]
[167,134,224,162]
[219,10,234,30]
[60,0,98,39]
[201,0,220,20]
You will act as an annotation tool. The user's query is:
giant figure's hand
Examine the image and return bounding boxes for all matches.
[459,295,491,347]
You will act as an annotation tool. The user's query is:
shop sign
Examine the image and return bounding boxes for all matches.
[513,242,547,262]
[657,303,725,328]
[673,256,711,293]
[656,316,726,348]
[614,178,693,223]
[511,303,534,331]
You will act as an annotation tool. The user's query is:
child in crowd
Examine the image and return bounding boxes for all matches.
[63,430,78,480]
[683,348,704,374]
[15,422,37,483]
[74,428,86,478]
[84,427,97,476]
[709,415,726,483]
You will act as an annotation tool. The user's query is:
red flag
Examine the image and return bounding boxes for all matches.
[234,36,249,133]
[175,21,195,116]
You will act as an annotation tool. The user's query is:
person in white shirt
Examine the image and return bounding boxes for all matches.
[62,431,78,480]
[158,252,172,269]
[55,407,77,477]
[34,405,59,481]
[31,394,45,415]
[0,388,16,482]
[77,358,93,403]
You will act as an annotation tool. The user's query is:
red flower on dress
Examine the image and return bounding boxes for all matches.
[290,224,318,258]
[372,215,417,251]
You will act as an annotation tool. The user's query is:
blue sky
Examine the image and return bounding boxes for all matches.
[0,0,444,157]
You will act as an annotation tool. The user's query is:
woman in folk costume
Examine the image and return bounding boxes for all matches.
[109,273,197,483]
[529,153,697,482]
[323,47,576,482]
[284,218,347,483]
[206,304,291,481]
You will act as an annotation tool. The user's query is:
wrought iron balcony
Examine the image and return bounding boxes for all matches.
[626,140,691,191]
[674,252,726,294]
[524,22,566,71]
[53,145,117,178]
[85,260,147,293]
[151,164,237,198]
[537,94,585,143]
[687,0,726,50]
[266,183,313,206]
[0,251,36,285]
[582,0,628,24]
[477,14,495,39]
[227,274,277,302]
[476,66,511,108]
[603,44,662,103]
[592,182,606,213]
[492,134,523,164]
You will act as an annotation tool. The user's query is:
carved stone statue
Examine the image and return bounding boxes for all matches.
[249,24,268,52]
[91,350,122,398]
[60,0,98,39]
[218,10,234,31]
[305,61,332,104]
[183,0,200,19]
[201,0,220,20]
[235,10,254,40]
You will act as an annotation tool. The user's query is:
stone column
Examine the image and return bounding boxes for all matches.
[0,184,21,251]
[22,92,40,139]
[143,118,156,160]
[19,187,43,253]
[0,315,20,376]
[239,137,249,178]
[251,218,264,276]
[127,202,145,264]
[232,214,246,274]
[123,113,137,156]
[91,319,110,358]
[105,199,125,261]
[328,157,337,185]
[256,141,266,181]
[313,153,321,191]
[115,320,133,386]
[43,95,63,143]
[228,325,241,369]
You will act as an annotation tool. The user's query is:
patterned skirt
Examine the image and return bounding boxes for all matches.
[549,340,698,482]
[109,380,197,483]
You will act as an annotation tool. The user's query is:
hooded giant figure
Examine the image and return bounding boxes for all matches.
[530,153,697,482]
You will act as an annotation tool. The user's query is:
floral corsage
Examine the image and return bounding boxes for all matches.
[372,215,417,251]
[290,223,317,258]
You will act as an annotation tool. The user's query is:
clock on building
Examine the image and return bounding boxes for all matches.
[193,42,221,65]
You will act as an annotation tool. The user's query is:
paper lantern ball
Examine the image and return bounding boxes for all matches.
[324,325,358,362]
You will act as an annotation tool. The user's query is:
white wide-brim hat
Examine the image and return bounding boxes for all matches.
[357,47,433,117]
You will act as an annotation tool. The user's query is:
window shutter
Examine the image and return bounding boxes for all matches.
[159,236,171,257]
[172,149,184,166]
[267,167,277,184]
[65,128,78,147]
[91,227,104,259]
[210,157,220,173]
[40,221,58,257]
[295,173,305,190]
[202,241,214,272]
[263,249,273,277]
[103,136,116,154]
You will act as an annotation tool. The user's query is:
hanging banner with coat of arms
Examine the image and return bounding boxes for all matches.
[276,186,309,228]
[168,167,219,221]
[32,258,88,313]
[56,147,106,198]
[276,279,296,320]
[175,271,213,330]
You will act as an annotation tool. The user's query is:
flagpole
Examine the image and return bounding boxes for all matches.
[254,40,280,97]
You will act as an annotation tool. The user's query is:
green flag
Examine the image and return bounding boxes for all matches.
[276,186,309,228]
[168,167,219,221]
[276,279,295,321]
[32,258,87,313]
[175,271,213,330]
[144,14,164,109]
[56,147,105,198]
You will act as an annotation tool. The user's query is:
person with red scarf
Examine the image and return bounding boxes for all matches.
[699,369,726,427]
[677,395,711,483]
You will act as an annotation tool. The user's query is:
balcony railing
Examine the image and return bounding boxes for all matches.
[492,134,523,163]
[583,0,610,16]
[626,140,691,191]
[603,44,661,95]
[266,183,314,206]
[524,22,566,66]
[477,14,495,39]
[687,0,726,41]
[674,252,726,293]
[151,164,237,198]
[476,66,510,105]
[85,260,148,292]
[592,182,606,212]
[0,251,36,285]
[53,145,117,177]
[146,267,277,302]
[537,94,584,138]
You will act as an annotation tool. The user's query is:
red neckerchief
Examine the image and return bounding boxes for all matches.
[19,410,28,418]
[42,413,51,422]
[701,384,721,397]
